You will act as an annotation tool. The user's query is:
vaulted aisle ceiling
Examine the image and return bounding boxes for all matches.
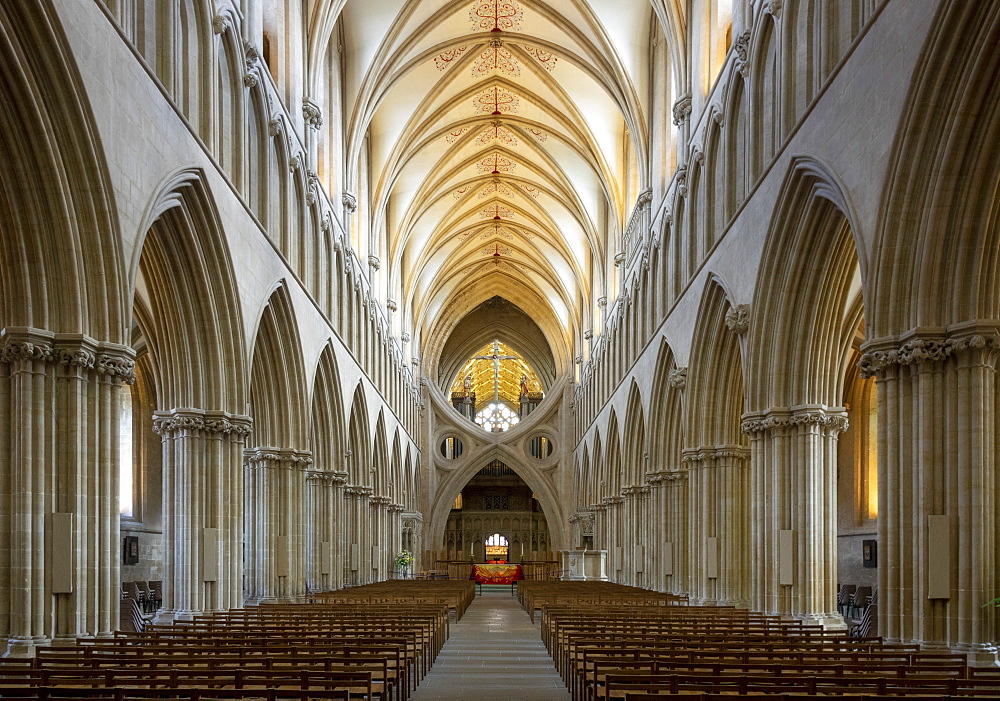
[336,0,655,366]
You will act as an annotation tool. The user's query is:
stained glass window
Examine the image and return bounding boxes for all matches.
[475,401,520,432]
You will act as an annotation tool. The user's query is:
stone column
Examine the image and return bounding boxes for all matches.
[861,329,1000,665]
[243,448,312,603]
[343,485,372,585]
[0,329,134,655]
[305,469,348,593]
[663,468,689,596]
[153,408,251,621]
[742,407,847,628]
[683,446,750,606]
[402,512,423,574]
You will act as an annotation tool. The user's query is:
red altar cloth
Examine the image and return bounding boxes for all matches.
[472,564,522,584]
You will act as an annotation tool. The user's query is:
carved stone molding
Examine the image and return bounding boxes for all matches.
[597,297,607,309]
[858,328,1000,378]
[681,445,751,465]
[763,0,783,18]
[613,252,626,267]
[574,356,583,365]
[583,329,593,341]
[212,15,228,34]
[368,255,381,271]
[741,408,849,436]
[306,469,349,485]
[243,447,314,467]
[733,30,752,77]
[667,367,687,389]
[243,43,260,87]
[725,304,750,335]
[302,98,323,130]
[268,118,282,137]
[400,332,410,343]
[676,165,689,197]
[305,170,320,206]
[0,328,136,383]
[672,94,692,126]
[152,408,253,437]
[342,191,358,213]
[386,299,398,312]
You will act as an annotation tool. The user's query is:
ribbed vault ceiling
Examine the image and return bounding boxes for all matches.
[337,0,655,366]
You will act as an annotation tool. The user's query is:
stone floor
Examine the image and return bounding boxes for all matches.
[410,588,572,700]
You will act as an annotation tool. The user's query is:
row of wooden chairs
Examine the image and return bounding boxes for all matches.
[0,581,473,701]
[120,581,162,614]
[307,579,475,620]
[518,581,1000,701]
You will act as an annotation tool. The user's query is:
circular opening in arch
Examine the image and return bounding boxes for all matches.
[528,435,553,459]
[439,436,464,459]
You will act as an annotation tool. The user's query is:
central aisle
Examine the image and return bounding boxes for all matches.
[410,588,572,700]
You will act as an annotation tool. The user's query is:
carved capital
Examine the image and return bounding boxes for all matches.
[858,328,1000,378]
[212,15,229,34]
[153,409,253,437]
[667,367,687,389]
[368,255,381,271]
[741,407,849,436]
[676,165,689,197]
[0,328,135,383]
[763,0,783,18]
[613,251,626,267]
[725,304,750,335]
[302,98,323,130]
[583,329,593,341]
[597,297,608,309]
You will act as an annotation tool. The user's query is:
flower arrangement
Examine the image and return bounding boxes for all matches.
[394,550,414,571]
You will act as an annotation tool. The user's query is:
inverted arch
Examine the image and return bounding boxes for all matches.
[425,446,566,555]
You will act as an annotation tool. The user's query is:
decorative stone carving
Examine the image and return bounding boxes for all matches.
[763,0,782,18]
[342,191,358,213]
[733,30,752,77]
[306,170,320,205]
[302,98,323,130]
[212,15,228,34]
[858,330,1000,379]
[667,367,687,388]
[725,304,750,334]
[244,448,313,467]
[268,119,281,137]
[386,299,398,312]
[0,330,136,383]
[574,356,583,365]
[672,94,692,126]
[583,330,593,340]
[152,409,253,437]
[368,255,380,271]
[597,297,607,308]
[400,332,410,343]
[289,154,302,172]
[243,44,260,87]
[676,165,689,196]
[740,408,849,435]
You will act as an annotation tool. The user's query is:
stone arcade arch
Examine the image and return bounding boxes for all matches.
[742,157,865,628]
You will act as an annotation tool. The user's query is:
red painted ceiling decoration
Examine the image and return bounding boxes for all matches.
[478,180,516,198]
[521,45,558,70]
[469,0,524,33]
[477,152,516,174]
[472,39,520,77]
[477,121,518,146]
[474,85,519,115]
[435,46,470,71]
[480,203,516,220]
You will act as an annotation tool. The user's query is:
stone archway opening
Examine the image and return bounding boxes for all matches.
[436,459,553,570]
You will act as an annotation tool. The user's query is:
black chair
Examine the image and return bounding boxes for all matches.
[837,583,856,615]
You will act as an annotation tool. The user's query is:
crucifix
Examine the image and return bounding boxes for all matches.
[474,339,518,403]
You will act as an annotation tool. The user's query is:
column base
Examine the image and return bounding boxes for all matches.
[954,643,999,668]
[800,612,848,631]
[4,636,50,658]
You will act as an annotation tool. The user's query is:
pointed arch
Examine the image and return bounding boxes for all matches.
[647,338,683,470]
[622,381,647,487]
[346,382,372,486]
[685,277,746,447]
[134,169,247,412]
[248,282,309,448]
[747,156,864,410]
[0,0,126,340]
[310,343,347,472]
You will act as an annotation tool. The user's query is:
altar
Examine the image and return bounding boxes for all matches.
[471,563,522,584]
